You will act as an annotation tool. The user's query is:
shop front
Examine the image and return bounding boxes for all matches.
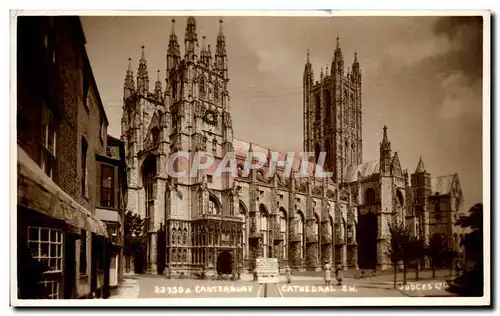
[17,146,109,299]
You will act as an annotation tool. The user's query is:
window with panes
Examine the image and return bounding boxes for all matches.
[28,227,63,299]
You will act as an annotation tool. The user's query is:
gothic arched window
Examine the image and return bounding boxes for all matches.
[325,140,331,171]
[212,138,217,156]
[280,208,287,259]
[315,143,321,164]
[315,94,321,121]
[208,196,220,215]
[297,210,305,259]
[345,140,349,164]
[259,204,270,257]
[239,202,248,259]
[199,76,206,97]
[325,90,332,122]
[435,201,441,222]
[143,154,156,232]
[151,127,159,144]
[365,188,376,205]
[313,213,319,237]
[329,216,334,238]
[214,83,220,103]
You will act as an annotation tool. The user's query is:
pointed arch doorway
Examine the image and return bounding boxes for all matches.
[357,211,378,270]
[216,251,233,275]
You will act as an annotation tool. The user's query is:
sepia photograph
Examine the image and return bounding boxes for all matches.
[11,10,490,307]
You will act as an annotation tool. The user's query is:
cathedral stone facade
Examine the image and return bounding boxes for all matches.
[122,17,466,276]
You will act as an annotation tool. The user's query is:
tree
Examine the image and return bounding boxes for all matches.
[398,227,414,285]
[408,238,424,281]
[448,203,483,296]
[456,203,483,267]
[443,248,458,276]
[427,233,446,279]
[124,210,144,246]
[124,210,145,273]
[386,222,412,288]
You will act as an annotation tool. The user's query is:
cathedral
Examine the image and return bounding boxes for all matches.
[121,16,466,276]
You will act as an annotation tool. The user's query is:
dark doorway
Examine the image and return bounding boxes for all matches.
[91,234,98,295]
[64,235,76,298]
[157,227,166,275]
[216,251,233,275]
[357,212,378,270]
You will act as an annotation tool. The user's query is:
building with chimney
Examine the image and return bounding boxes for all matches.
[121,16,465,276]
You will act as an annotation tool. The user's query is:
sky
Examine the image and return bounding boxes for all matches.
[81,14,484,211]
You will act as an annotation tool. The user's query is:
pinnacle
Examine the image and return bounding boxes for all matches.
[382,125,388,143]
[415,156,426,173]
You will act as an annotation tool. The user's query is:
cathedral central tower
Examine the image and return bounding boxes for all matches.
[303,38,362,183]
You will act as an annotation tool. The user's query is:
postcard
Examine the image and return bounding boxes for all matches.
[11,10,490,307]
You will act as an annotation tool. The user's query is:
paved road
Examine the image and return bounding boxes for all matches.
[109,268,457,299]
[111,273,455,299]
[133,276,407,298]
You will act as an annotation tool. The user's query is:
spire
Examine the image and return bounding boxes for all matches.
[303,48,313,85]
[304,49,312,72]
[124,57,135,99]
[352,51,361,82]
[334,35,343,64]
[171,18,176,35]
[154,69,163,101]
[202,35,207,50]
[380,125,392,175]
[415,156,426,173]
[167,19,181,71]
[200,35,210,66]
[185,16,198,62]
[218,18,225,37]
[215,19,228,76]
[137,45,149,95]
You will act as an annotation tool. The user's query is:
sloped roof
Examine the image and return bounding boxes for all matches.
[233,138,250,158]
[415,156,426,173]
[391,152,403,178]
[344,160,380,183]
[431,174,456,195]
[231,138,318,176]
